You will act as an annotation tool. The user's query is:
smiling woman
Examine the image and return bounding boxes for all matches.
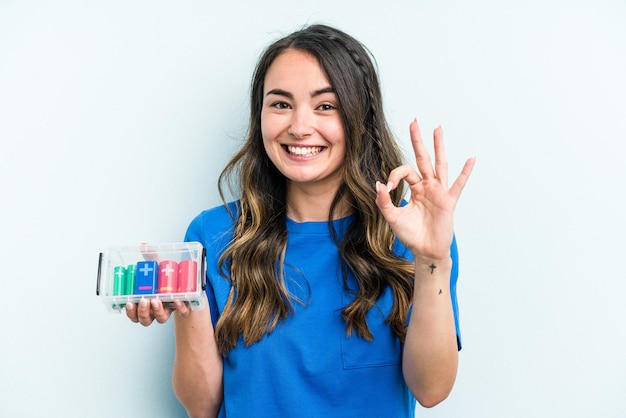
[261,49,347,214]
[124,23,475,417]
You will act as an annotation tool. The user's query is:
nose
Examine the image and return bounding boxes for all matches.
[288,108,314,139]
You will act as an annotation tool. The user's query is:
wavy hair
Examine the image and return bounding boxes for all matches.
[216,24,414,356]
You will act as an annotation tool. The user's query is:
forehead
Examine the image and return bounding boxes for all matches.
[264,49,331,90]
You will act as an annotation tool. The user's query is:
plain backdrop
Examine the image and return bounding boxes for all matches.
[1,0,625,417]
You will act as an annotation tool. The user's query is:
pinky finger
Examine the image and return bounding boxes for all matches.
[173,300,191,318]
[449,157,476,200]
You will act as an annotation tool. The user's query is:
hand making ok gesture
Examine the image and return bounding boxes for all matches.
[375,118,476,261]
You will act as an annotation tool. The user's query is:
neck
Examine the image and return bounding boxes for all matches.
[286,182,352,222]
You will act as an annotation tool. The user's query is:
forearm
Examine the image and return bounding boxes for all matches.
[402,255,458,408]
[172,303,223,418]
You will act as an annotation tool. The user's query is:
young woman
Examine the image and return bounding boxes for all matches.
[126,24,475,417]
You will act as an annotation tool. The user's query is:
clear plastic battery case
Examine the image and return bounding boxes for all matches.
[97,242,206,313]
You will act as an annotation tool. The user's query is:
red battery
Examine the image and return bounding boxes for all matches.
[158,260,179,293]
[177,260,197,293]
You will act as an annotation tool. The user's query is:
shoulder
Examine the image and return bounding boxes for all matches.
[184,201,240,246]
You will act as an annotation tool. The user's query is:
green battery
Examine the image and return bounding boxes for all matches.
[124,264,136,295]
[113,266,126,295]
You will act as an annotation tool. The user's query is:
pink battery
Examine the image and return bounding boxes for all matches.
[177,260,197,293]
[158,260,179,293]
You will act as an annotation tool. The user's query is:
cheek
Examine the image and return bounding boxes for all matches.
[260,115,272,150]
[328,122,347,149]
[260,112,278,143]
[260,121,282,166]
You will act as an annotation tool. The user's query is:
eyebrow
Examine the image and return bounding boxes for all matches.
[265,87,335,99]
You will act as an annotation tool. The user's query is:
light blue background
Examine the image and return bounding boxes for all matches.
[1,1,624,416]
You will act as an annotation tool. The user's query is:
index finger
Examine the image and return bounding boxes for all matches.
[125,302,139,323]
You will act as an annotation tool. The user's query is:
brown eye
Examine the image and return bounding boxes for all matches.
[317,103,335,111]
[271,102,291,109]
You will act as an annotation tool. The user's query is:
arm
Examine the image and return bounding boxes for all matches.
[172,297,224,418]
[375,119,474,406]
[128,298,224,417]
[402,255,458,407]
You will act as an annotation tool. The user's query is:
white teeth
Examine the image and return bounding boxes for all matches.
[287,146,323,156]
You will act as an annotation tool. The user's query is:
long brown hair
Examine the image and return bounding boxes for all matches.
[216,24,414,356]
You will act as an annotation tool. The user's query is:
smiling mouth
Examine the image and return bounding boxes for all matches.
[285,145,324,157]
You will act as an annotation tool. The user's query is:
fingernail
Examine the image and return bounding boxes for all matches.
[386,181,393,192]
[151,299,159,309]
[375,181,381,192]
[126,303,134,311]
[139,298,149,309]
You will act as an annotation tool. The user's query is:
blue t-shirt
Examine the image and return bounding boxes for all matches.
[184,201,461,417]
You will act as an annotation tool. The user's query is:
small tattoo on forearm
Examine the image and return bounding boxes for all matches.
[429,264,437,274]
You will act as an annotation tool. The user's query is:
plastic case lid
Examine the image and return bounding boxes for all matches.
[97,242,206,313]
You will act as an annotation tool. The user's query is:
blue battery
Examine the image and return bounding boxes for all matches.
[135,260,158,294]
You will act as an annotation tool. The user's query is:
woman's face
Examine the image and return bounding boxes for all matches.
[261,49,346,192]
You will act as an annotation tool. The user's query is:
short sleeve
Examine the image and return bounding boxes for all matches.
[449,234,462,351]
[183,212,221,330]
